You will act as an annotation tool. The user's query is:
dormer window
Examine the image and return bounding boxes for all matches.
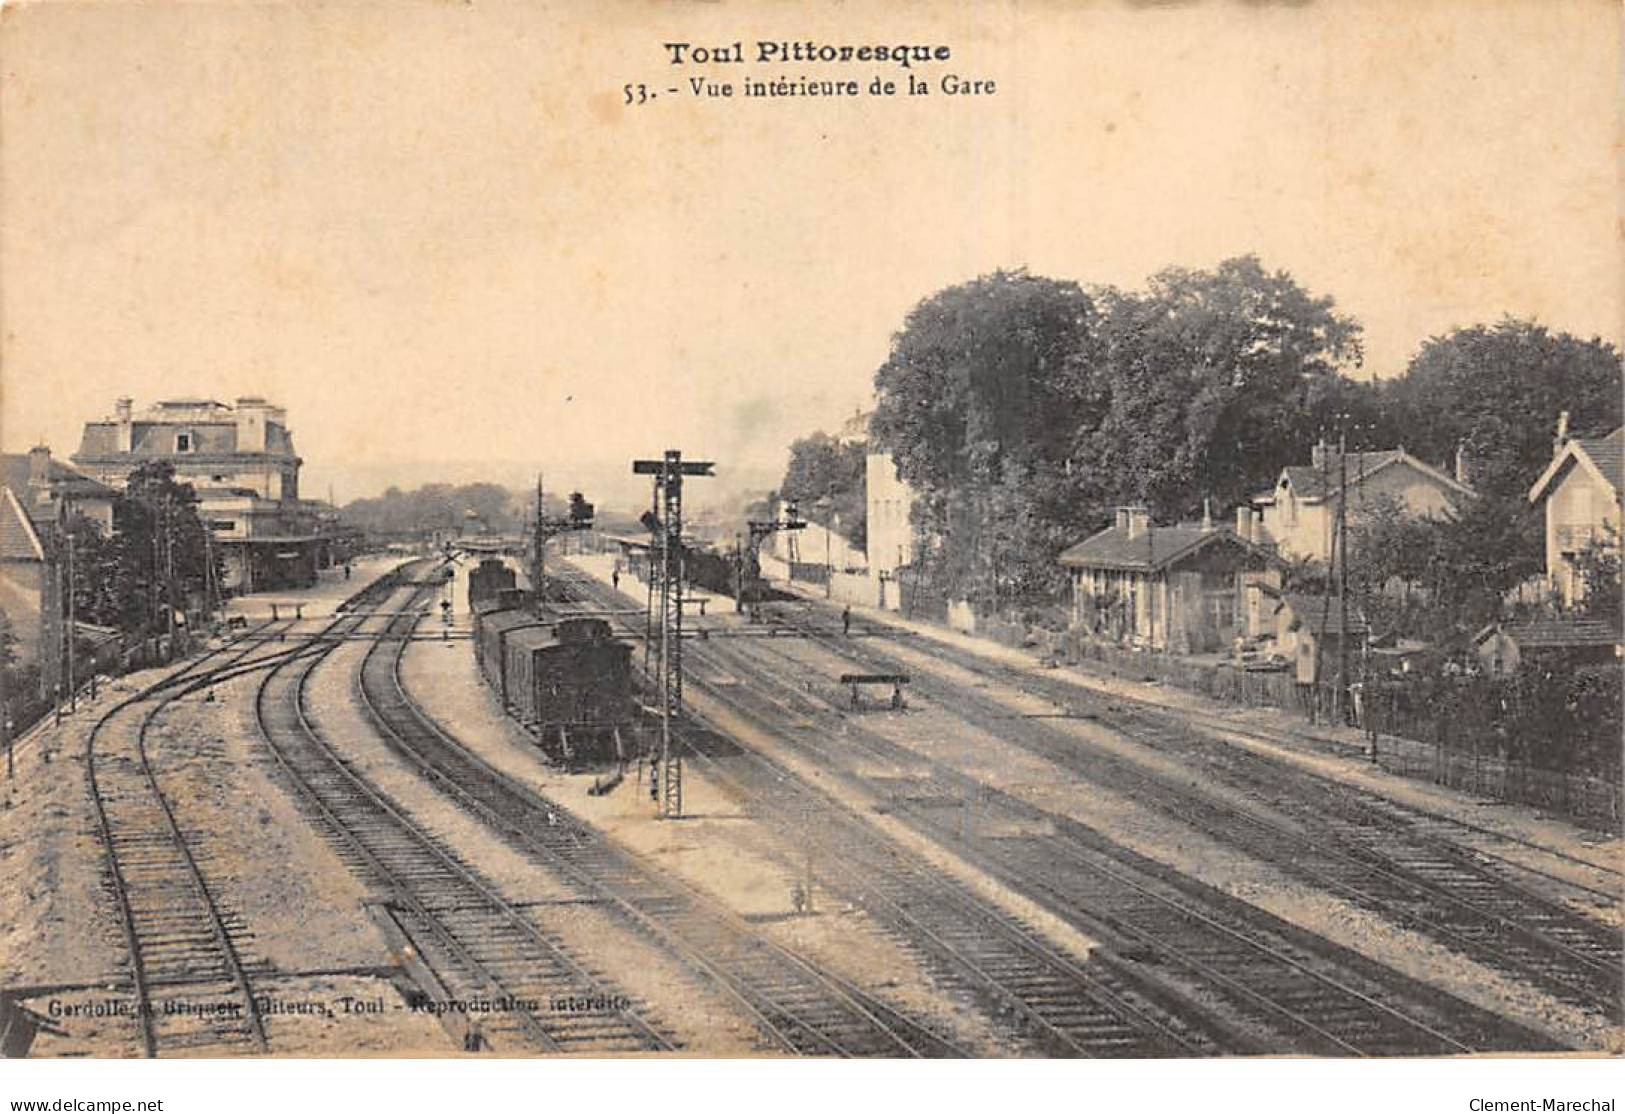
[176,432,194,453]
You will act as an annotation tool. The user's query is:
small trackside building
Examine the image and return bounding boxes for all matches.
[1270,591,1371,686]
[1471,617,1624,677]
[1059,505,1279,655]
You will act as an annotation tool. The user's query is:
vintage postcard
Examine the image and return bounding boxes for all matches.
[0,0,1618,1100]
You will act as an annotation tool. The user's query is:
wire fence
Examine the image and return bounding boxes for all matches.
[1054,629,1620,831]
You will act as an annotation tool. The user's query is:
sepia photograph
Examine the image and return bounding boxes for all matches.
[0,0,1619,1104]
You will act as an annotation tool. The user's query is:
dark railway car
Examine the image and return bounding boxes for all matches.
[470,600,635,766]
[503,618,632,762]
[467,557,518,609]
[621,544,737,599]
[473,604,546,709]
[685,547,736,598]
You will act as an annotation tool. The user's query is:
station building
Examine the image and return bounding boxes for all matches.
[72,397,320,593]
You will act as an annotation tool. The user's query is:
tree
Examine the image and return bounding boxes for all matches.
[873,270,1099,493]
[1570,526,1622,626]
[871,270,1101,605]
[41,509,121,629]
[104,462,221,634]
[343,482,521,537]
[778,432,867,550]
[0,608,16,673]
[1075,256,1365,522]
[1385,319,1623,501]
[870,259,1365,610]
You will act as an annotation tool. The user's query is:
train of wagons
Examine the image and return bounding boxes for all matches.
[466,557,635,766]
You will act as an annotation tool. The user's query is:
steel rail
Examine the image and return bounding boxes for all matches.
[556,564,1548,1056]
[83,623,288,1056]
[253,573,672,1054]
[375,605,958,1057]
[756,615,1622,1013]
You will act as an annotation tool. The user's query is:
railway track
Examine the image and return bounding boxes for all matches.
[84,626,294,1057]
[541,570,1252,1056]
[252,571,674,1054]
[744,610,1622,1016]
[828,607,1623,890]
[366,599,962,1057]
[81,564,413,1057]
[558,563,1566,1055]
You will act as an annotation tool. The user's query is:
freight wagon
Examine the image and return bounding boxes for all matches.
[470,597,635,766]
[467,557,518,610]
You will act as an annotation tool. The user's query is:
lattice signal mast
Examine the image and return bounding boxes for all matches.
[633,450,713,819]
[531,472,596,613]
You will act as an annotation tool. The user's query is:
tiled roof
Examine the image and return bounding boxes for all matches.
[0,454,115,538]
[0,487,43,561]
[0,454,115,503]
[1059,523,1265,571]
[1488,618,1624,649]
[1280,451,1402,500]
[1277,592,1370,635]
[1529,427,1624,503]
[1573,429,1623,493]
[1279,449,1472,503]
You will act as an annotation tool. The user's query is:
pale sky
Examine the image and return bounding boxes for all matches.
[2,0,1618,514]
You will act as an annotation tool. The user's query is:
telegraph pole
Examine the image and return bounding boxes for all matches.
[1313,434,1334,725]
[163,493,178,651]
[1337,432,1351,726]
[65,510,76,714]
[542,470,555,610]
[633,450,714,819]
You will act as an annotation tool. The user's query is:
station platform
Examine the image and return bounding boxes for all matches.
[219,554,407,622]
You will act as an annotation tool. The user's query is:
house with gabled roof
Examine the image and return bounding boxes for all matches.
[1247,440,1473,563]
[1526,425,1622,608]
[1059,504,1279,654]
[0,446,116,671]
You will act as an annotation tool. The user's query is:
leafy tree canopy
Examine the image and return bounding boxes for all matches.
[1385,319,1622,500]
[871,258,1363,607]
[1075,255,1365,522]
[777,431,867,550]
[344,482,520,536]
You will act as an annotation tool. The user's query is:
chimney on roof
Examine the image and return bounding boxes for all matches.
[1555,411,1571,456]
[1201,496,1214,534]
[1235,505,1254,544]
[1311,437,1328,470]
[115,397,133,452]
[1115,506,1130,530]
[236,396,269,452]
[1454,442,1471,486]
[1124,506,1150,540]
[27,444,50,486]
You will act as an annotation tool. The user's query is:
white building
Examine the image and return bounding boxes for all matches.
[1527,426,1622,608]
[865,451,916,609]
[1247,441,1473,563]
